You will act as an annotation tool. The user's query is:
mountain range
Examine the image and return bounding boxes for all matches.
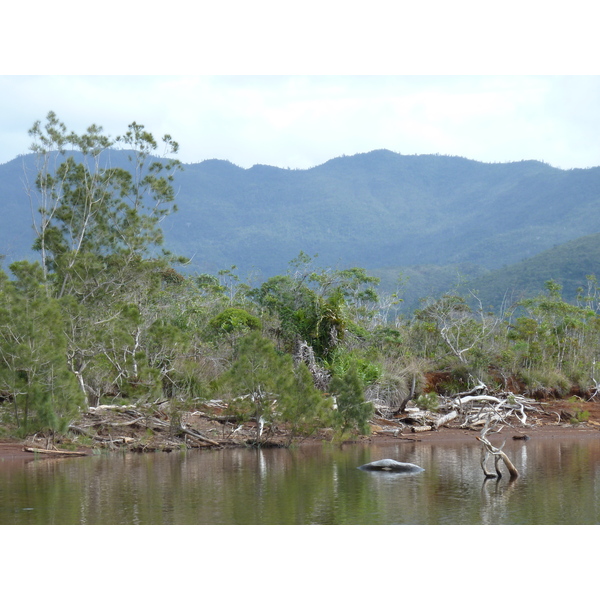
[2,149,600,311]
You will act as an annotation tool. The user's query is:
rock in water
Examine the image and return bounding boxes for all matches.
[358,459,424,473]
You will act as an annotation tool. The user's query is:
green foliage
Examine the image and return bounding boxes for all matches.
[519,369,571,397]
[209,308,261,335]
[168,358,210,400]
[329,362,373,439]
[21,113,184,409]
[252,273,344,358]
[278,362,332,443]
[0,265,83,434]
[323,348,382,386]
[415,294,484,363]
[220,332,330,445]
[28,112,181,290]
[414,392,440,412]
[570,410,590,424]
[252,254,381,360]
[369,326,404,351]
[220,333,286,441]
[510,281,597,379]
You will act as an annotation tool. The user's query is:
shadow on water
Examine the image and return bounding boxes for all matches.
[1,434,599,524]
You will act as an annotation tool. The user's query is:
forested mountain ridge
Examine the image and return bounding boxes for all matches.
[2,149,600,286]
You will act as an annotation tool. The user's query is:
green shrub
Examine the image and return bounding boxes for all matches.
[209,308,261,335]
[571,410,590,424]
[524,369,571,397]
[414,392,440,412]
[329,362,373,439]
[324,349,382,386]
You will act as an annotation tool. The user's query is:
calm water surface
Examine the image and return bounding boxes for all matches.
[1,433,600,525]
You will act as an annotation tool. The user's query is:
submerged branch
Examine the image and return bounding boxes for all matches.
[476,420,519,480]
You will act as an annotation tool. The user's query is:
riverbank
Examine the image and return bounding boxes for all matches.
[1,396,599,461]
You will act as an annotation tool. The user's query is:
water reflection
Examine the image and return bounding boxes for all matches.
[1,434,599,525]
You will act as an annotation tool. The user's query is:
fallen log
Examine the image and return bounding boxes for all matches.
[88,404,138,412]
[69,425,122,442]
[24,447,88,457]
[453,394,508,408]
[434,410,458,429]
[178,425,221,447]
[412,425,432,433]
[100,417,146,428]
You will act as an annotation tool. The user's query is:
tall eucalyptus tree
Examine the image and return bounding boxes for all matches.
[23,112,183,405]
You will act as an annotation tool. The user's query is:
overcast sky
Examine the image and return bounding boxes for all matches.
[2,3,600,171]
[3,75,600,171]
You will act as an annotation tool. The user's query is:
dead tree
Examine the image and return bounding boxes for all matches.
[476,420,519,480]
[294,340,330,390]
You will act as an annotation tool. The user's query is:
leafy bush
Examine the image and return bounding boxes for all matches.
[571,410,590,424]
[220,332,330,445]
[209,308,261,335]
[414,392,440,412]
[324,349,382,386]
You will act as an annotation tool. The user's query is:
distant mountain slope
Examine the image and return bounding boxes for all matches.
[2,150,600,286]
[462,232,600,310]
[0,155,38,263]
[372,262,490,314]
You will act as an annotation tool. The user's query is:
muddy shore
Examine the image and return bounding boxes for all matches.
[1,396,598,462]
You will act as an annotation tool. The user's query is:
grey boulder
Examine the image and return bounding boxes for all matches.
[358,459,424,473]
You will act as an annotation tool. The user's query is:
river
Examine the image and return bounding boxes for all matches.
[1,433,599,525]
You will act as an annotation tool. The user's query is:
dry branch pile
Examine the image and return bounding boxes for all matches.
[68,403,223,451]
[372,382,545,435]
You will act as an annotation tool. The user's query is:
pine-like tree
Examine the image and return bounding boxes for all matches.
[329,362,373,439]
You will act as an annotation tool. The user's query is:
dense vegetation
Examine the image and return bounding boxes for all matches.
[2,114,600,445]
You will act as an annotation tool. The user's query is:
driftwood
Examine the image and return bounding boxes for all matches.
[476,421,519,480]
[449,389,541,430]
[70,425,137,446]
[88,404,138,412]
[69,425,105,440]
[412,425,432,433]
[374,381,542,438]
[24,446,88,457]
[178,425,221,447]
[434,410,458,429]
[100,417,146,428]
[70,403,223,451]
